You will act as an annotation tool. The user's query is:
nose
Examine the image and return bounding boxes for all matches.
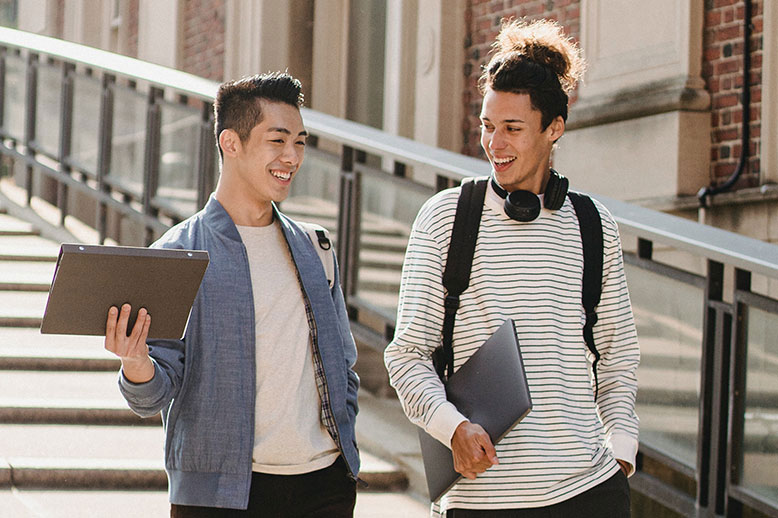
[488,129,506,152]
[280,141,301,166]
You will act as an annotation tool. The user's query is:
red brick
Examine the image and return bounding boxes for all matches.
[715,25,742,42]
[714,128,739,141]
[706,10,722,25]
[714,60,740,74]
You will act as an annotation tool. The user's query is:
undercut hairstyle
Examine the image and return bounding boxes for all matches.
[213,71,304,158]
[479,18,585,130]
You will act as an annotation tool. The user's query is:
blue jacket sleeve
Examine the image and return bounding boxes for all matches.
[117,337,185,418]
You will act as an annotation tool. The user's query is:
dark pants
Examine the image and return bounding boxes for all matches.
[170,457,356,518]
[447,470,630,518]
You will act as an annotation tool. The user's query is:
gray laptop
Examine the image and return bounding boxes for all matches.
[418,318,532,502]
[41,243,209,339]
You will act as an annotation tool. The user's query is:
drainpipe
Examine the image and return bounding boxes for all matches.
[698,0,753,216]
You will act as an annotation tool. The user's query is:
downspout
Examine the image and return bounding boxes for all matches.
[698,0,753,213]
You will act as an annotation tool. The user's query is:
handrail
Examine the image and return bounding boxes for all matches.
[2,26,776,279]
[599,195,778,279]
[0,27,218,100]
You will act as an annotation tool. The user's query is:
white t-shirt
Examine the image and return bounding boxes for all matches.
[237,221,339,475]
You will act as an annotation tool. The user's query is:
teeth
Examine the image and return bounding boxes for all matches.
[493,157,515,165]
[271,171,292,181]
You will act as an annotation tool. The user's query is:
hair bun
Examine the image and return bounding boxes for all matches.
[493,18,584,93]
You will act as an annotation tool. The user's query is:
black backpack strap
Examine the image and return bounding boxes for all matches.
[568,191,604,400]
[434,177,488,381]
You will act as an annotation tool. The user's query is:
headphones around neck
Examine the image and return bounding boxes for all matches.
[491,169,569,222]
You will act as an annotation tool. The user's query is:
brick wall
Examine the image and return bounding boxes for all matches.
[462,0,582,157]
[702,0,763,189]
[180,0,225,81]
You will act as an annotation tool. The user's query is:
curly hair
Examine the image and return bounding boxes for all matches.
[479,18,585,130]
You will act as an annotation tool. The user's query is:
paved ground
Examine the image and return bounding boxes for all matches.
[0,488,430,517]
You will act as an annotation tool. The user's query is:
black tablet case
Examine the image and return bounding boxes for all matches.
[418,318,532,502]
[41,244,209,339]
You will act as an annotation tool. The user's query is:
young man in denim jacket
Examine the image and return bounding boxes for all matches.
[104,72,360,517]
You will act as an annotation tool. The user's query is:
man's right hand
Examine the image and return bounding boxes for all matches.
[105,304,154,383]
[451,421,499,479]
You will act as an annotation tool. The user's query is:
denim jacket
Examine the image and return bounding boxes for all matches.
[118,195,360,509]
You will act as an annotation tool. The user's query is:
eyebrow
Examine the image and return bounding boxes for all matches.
[267,127,309,137]
[479,116,525,124]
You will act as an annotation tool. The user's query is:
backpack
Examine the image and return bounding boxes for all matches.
[298,222,336,289]
[433,177,605,399]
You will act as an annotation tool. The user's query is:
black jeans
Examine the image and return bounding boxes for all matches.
[447,470,630,518]
[170,457,357,518]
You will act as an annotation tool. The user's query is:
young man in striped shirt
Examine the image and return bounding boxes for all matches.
[384,19,639,517]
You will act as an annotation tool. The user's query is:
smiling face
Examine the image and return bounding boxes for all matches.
[216,100,307,225]
[479,88,564,194]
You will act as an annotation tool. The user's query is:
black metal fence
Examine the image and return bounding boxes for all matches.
[1,27,776,518]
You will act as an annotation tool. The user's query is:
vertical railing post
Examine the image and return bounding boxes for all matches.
[337,145,362,303]
[142,86,163,245]
[57,61,75,226]
[95,73,115,244]
[0,46,6,138]
[698,259,733,517]
[23,51,38,205]
[196,100,215,210]
[726,268,752,516]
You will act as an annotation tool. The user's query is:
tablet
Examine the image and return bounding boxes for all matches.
[417,318,532,501]
[41,243,209,339]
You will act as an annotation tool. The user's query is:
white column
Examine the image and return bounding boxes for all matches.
[61,0,105,47]
[311,0,350,117]
[413,0,466,152]
[17,0,55,35]
[383,0,417,139]
[137,0,180,68]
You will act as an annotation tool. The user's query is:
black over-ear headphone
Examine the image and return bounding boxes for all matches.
[490,169,569,222]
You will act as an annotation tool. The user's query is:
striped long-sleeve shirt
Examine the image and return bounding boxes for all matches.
[384,182,640,515]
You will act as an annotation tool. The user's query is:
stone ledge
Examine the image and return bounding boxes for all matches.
[568,77,711,131]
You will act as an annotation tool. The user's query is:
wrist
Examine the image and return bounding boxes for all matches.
[121,356,154,384]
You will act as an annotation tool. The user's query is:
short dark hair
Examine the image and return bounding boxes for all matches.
[213,71,304,157]
[479,18,585,130]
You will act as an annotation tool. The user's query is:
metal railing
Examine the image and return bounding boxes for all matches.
[1,27,776,518]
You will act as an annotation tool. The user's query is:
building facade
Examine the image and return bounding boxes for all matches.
[7,0,777,244]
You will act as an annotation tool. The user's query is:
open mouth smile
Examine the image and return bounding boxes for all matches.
[271,170,292,181]
[492,156,516,171]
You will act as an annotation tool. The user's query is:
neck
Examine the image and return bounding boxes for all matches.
[213,181,275,227]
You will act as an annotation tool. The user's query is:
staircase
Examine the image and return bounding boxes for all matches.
[0,202,427,517]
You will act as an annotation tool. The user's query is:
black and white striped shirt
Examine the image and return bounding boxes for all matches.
[384,183,640,514]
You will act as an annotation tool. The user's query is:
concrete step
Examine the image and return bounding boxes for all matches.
[0,487,429,517]
[0,290,47,327]
[359,233,409,254]
[0,423,407,491]
[0,328,116,371]
[357,267,401,293]
[0,423,165,488]
[0,260,55,291]
[0,235,60,262]
[0,214,39,237]
[0,370,153,426]
[360,248,405,270]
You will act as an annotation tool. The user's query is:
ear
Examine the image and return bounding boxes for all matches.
[218,129,241,158]
[546,116,565,143]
